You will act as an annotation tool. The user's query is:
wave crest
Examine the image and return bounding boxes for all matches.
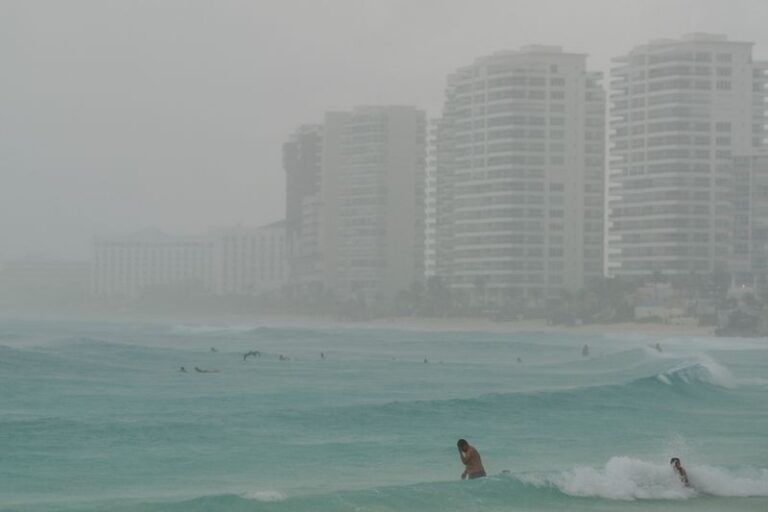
[657,355,736,388]
[243,489,287,502]
[521,456,768,500]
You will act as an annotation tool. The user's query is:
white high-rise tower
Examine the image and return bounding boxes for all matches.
[432,46,605,304]
[607,34,768,278]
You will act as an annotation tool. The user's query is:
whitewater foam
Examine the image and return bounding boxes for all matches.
[521,457,768,501]
[690,465,768,497]
[525,456,693,500]
[243,490,287,502]
[658,354,736,388]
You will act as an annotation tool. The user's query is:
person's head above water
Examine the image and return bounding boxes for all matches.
[457,439,469,450]
[670,457,681,466]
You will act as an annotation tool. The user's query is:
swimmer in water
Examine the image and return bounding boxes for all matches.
[670,457,690,487]
[582,344,590,357]
[179,366,187,373]
[457,439,486,480]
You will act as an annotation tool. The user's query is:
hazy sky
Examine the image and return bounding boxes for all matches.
[3,0,768,260]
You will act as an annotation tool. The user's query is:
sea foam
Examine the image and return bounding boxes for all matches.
[657,354,736,388]
[243,489,287,502]
[522,457,768,500]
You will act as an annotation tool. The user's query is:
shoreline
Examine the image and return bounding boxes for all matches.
[333,317,717,337]
[2,309,717,338]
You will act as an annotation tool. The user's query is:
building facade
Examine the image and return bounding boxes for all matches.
[432,46,605,303]
[730,153,768,289]
[328,106,427,301]
[92,229,214,299]
[92,224,288,299]
[285,107,427,303]
[425,117,456,281]
[283,125,324,294]
[425,119,439,278]
[607,33,768,278]
[211,222,288,295]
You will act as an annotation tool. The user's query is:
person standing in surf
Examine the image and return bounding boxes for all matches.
[457,439,486,479]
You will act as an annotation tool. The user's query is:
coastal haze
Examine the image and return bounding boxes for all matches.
[2,1,768,512]
[3,0,768,260]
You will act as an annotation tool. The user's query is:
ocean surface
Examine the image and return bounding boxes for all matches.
[1,319,767,512]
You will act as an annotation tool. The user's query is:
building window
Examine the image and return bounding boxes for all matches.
[716,80,731,90]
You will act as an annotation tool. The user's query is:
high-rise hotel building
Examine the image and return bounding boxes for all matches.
[731,152,768,288]
[431,46,605,302]
[607,34,768,278]
[283,124,324,294]
[328,106,427,301]
[285,106,427,302]
[425,117,457,281]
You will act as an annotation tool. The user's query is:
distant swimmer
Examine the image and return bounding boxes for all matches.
[457,439,486,480]
[424,357,428,364]
[210,347,218,352]
[320,352,325,359]
[278,354,289,361]
[243,350,261,361]
[194,366,219,373]
[582,344,590,357]
[179,366,187,373]
[655,342,663,353]
[516,357,523,364]
[670,457,690,487]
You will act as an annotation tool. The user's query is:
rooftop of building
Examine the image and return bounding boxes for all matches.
[448,46,589,80]
[208,219,287,235]
[614,33,754,62]
[94,228,213,244]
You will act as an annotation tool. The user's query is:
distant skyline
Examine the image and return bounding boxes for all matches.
[3,0,768,260]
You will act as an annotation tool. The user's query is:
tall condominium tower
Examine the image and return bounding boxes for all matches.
[731,152,768,289]
[425,119,439,278]
[425,116,456,281]
[322,106,427,301]
[607,34,768,278]
[432,46,605,303]
[283,124,324,294]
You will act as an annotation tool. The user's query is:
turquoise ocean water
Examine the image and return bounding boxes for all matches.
[1,319,767,511]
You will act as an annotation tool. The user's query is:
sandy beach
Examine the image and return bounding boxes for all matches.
[344,316,717,337]
[5,307,717,338]
[148,312,717,338]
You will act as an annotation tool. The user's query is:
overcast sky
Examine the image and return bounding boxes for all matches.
[2,0,768,260]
